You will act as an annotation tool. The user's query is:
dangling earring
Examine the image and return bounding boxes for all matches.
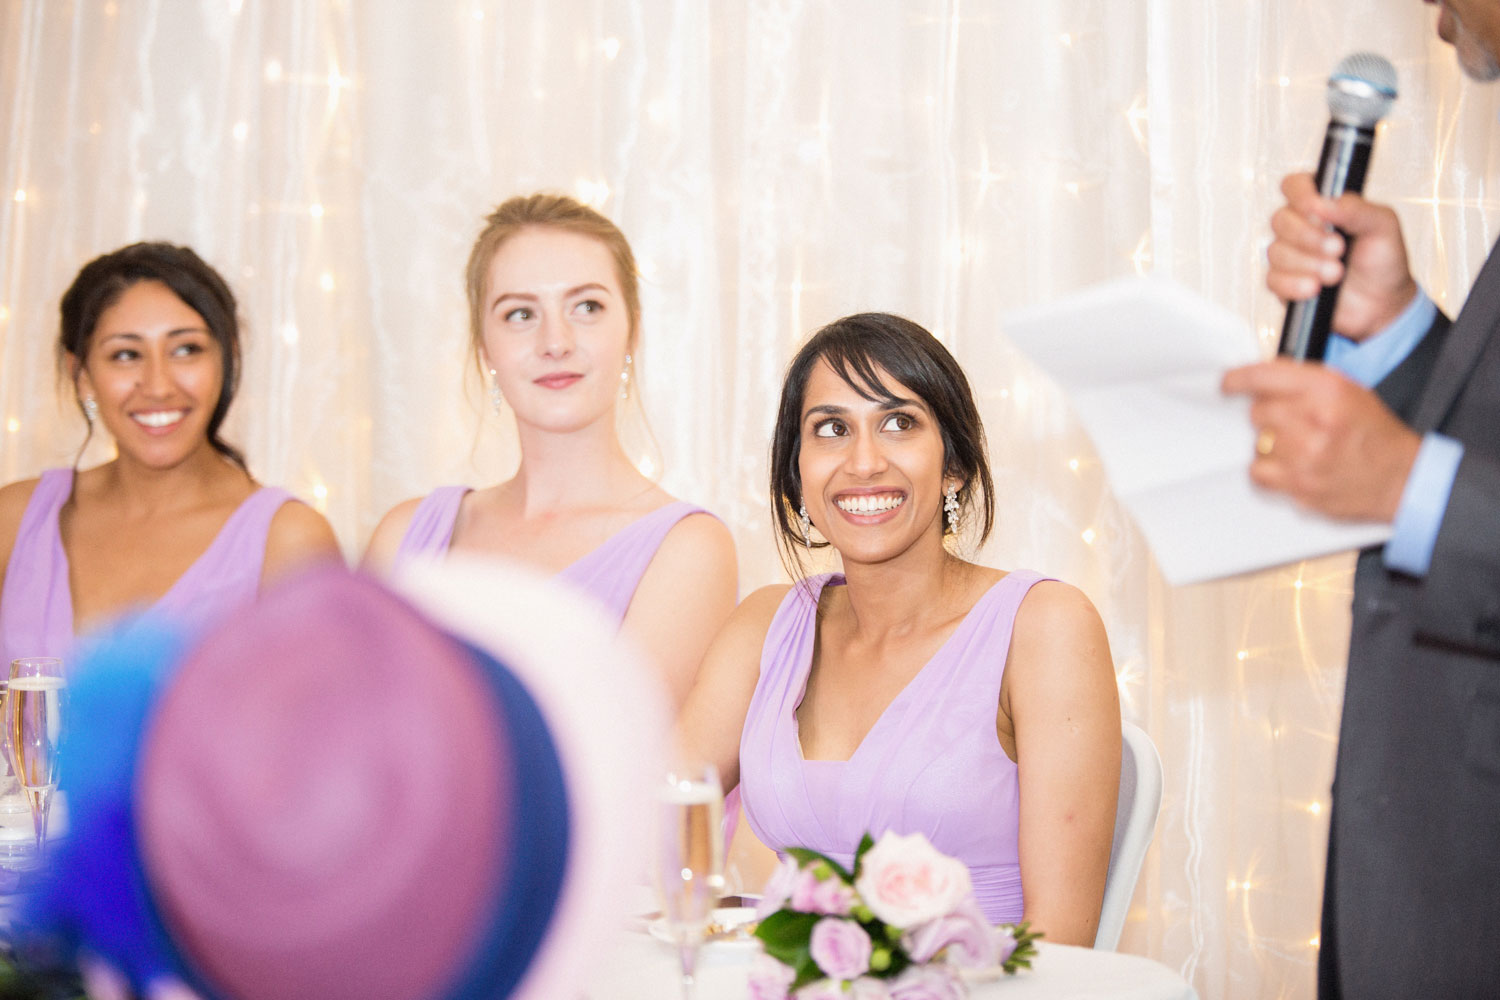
[943,483,960,532]
[487,369,503,413]
[798,502,813,548]
[82,396,99,423]
[619,353,633,400]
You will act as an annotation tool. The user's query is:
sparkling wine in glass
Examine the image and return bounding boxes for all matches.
[654,765,725,999]
[9,658,64,861]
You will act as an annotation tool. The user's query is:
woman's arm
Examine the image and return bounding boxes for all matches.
[675,583,788,791]
[260,501,345,585]
[0,479,42,604]
[1003,580,1121,947]
[358,498,422,575]
[621,512,738,711]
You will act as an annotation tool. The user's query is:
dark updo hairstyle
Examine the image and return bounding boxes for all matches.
[769,312,995,577]
[58,242,246,470]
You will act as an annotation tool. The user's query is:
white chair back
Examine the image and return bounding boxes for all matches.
[1094,721,1163,950]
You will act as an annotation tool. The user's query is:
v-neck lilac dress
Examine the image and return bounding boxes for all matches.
[392,486,714,625]
[740,569,1048,926]
[0,467,294,668]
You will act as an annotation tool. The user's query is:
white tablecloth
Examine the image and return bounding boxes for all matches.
[585,932,1198,1000]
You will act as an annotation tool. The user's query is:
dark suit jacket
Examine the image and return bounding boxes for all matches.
[1322,247,1500,998]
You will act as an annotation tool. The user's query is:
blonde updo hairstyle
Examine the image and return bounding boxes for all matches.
[464,193,643,378]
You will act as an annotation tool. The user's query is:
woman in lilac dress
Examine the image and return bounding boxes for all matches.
[680,313,1121,944]
[0,243,341,667]
[364,194,736,709]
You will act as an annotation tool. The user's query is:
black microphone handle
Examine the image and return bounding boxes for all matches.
[1278,120,1376,360]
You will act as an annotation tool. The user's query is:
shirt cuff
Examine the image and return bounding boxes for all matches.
[1384,432,1464,577]
[1324,289,1436,388]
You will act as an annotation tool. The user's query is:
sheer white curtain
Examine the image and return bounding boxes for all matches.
[2,2,1495,997]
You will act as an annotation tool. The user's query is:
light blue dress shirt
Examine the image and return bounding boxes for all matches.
[1325,290,1462,576]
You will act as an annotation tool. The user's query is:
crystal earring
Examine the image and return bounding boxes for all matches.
[943,483,960,532]
[619,353,633,400]
[487,370,503,413]
[798,502,813,547]
[82,396,99,423]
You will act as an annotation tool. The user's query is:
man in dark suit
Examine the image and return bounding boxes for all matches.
[1222,2,1500,996]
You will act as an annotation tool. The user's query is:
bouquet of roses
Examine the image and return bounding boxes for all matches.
[749,831,1040,1000]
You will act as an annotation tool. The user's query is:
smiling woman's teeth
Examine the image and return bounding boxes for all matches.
[835,494,905,514]
[133,410,184,428]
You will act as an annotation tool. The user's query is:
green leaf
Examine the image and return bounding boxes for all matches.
[851,832,876,878]
[785,847,852,881]
[789,956,824,993]
[754,910,821,960]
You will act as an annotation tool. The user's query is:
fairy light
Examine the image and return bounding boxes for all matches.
[1081,527,1097,545]
[1242,166,1256,183]
[312,483,329,503]
[5,418,19,434]
[319,272,336,291]
[471,7,484,21]
[1059,32,1073,47]
[309,202,325,219]
[1278,75,1292,87]
[12,189,26,203]
[1064,181,1081,197]
[1129,232,1152,275]
[574,179,609,206]
[1308,936,1321,949]
[265,59,284,83]
[0,306,9,322]
[1306,801,1323,816]
[233,121,249,142]
[103,1,117,14]
[601,37,621,60]
[1236,649,1249,661]
[1067,458,1080,472]
[1124,95,1149,149]
[281,323,299,346]
[88,122,101,135]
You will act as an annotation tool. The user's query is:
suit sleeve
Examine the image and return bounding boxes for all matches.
[1410,448,1500,657]
[1376,309,1500,656]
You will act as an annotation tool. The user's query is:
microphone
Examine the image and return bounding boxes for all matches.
[1278,53,1398,360]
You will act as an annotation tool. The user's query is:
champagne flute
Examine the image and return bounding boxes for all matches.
[9,658,64,861]
[653,764,725,999]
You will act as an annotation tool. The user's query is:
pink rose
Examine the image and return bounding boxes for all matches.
[794,982,845,1000]
[808,917,873,980]
[853,832,972,929]
[902,894,996,967]
[848,977,894,1000]
[748,951,797,1000]
[887,965,966,1000]
[791,868,857,915]
[757,856,802,919]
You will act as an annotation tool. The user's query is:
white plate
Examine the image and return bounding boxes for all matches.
[648,906,760,955]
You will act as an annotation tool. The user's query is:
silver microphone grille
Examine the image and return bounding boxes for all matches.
[1326,52,1397,127]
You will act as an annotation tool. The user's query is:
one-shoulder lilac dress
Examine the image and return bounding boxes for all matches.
[392,486,714,624]
[0,467,295,668]
[740,570,1049,926]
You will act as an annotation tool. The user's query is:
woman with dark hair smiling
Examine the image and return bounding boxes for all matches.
[0,242,341,667]
[679,312,1121,945]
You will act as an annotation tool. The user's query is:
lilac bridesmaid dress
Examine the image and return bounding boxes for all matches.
[393,486,714,624]
[739,570,1050,926]
[0,467,295,668]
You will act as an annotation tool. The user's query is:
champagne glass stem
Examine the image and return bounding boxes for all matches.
[676,940,698,999]
[27,786,51,860]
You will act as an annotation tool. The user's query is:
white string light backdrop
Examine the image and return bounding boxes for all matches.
[1,4,1495,998]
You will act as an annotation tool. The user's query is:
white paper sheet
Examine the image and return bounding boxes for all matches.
[1000,277,1391,586]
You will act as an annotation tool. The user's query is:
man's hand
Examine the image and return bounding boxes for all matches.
[1268,172,1419,341]
[1221,359,1421,523]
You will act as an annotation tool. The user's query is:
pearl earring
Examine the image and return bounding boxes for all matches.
[943,484,960,532]
[798,502,813,548]
[487,369,503,413]
[620,353,633,400]
[82,396,99,423]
